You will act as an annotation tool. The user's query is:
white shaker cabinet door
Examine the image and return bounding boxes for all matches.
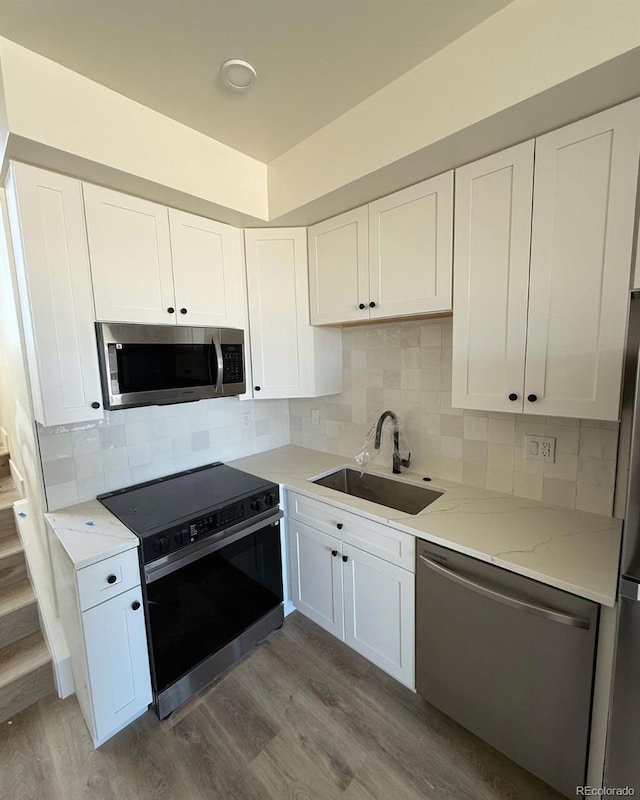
[525,99,640,420]
[169,209,245,328]
[452,141,534,413]
[308,205,369,325]
[83,184,176,325]
[368,171,453,320]
[244,228,312,398]
[83,586,152,745]
[5,163,104,425]
[342,543,415,689]
[288,520,344,640]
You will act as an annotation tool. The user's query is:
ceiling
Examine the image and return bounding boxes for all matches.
[0,0,514,162]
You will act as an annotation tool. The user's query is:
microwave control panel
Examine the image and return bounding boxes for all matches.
[221,344,244,384]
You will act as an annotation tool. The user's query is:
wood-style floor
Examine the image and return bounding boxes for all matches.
[0,612,562,800]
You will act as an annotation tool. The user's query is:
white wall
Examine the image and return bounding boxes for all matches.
[268,0,640,218]
[0,37,269,222]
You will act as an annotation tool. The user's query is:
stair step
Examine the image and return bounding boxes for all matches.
[0,632,54,724]
[0,475,20,513]
[0,581,39,649]
[0,535,26,591]
[0,451,9,480]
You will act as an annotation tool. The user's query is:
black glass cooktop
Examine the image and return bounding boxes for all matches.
[98,462,274,539]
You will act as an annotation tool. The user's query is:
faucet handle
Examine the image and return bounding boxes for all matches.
[401,452,411,469]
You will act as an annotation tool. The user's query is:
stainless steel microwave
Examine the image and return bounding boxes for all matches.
[96,323,246,410]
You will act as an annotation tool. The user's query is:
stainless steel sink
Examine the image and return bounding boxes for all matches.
[311,467,443,515]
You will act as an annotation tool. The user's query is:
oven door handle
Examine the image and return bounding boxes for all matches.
[144,510,283,584]
[210,330,224,394]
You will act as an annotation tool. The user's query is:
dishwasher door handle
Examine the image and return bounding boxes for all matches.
[418,554,590,629]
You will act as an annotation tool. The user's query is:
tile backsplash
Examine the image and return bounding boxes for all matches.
[289,318,619,516]
[39,397,290,510]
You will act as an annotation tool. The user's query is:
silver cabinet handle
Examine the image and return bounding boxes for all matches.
[418,554,590,629]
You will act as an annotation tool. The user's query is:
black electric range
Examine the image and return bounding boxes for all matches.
[98,462,283,719]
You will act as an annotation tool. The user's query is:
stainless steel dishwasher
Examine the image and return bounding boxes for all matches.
[416,541,599,797]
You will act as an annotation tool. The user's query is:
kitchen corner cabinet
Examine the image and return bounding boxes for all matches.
[308,172,453,325]
[286,492,415,689]
[244,228,342,399]
[48,535,152,748]
[84,186,245,328]
[453,99,640,420]
[5,163,104,426]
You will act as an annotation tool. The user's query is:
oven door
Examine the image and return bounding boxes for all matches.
[143,513,283,718]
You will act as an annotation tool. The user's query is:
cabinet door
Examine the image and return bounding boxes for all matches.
[525,99,640,420]
[342,543,414,689]
[452,142,534,413]
[169,209,245,328]
[368,172,453,320]
[288,519,343,639]
[5,164,104,425]
[244,228,313,399]
[83,586,152,744]
[308,206,369,325]
[83,184,175,324]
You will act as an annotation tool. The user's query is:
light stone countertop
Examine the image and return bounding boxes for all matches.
[44,499,139,570]
[228,445,623,607]
[43,444,623,604]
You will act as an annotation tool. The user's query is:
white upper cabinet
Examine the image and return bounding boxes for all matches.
[5,163,104,426]
[244,228,342,399]
[308,172,453,325]
[525,100,640,420]
[168,209,244,328]
[83,185,175,325]
[452,141,534,413]
[368,172,453,320]
[453,99,640,421]
[308,206,369,325]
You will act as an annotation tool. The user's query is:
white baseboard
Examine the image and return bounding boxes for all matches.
[13,499,73,699]
[9,459,25,497]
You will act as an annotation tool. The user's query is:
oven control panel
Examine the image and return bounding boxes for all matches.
[143,487,279,563]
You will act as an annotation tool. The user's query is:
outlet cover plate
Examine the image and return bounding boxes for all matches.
[524,435,556,463]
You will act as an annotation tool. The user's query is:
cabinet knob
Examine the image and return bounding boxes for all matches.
[167,307,175,314]
[331,550,338,557]
[107,574,117,584]
[369,301,376,308]
[358,303,366,310]
[527,393,538,403]
[180,308,188,315]
[131,601,141,611]
[342,555,349,563]
[91,401,101,409]
[508,393,518,402]
[254,386,261,392]
[336,523,343,530]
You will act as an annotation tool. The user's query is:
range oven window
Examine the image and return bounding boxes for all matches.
[145,522,283,693]
[111,343,215,393]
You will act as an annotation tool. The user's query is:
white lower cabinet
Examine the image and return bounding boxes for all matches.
[48,531,152,748]
[83,586,152,744]
[287,495,415,689]
[342,542,414,688]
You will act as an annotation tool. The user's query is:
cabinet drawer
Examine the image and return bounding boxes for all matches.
[286,490,415,571]
[77,548,141,611]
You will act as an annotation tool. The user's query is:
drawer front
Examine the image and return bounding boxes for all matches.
[77,548,141,611]
[286,490,414,571]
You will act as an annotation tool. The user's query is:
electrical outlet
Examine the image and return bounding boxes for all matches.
[241,412,252,429]
[310,408,320,425]
[524,435,556,463]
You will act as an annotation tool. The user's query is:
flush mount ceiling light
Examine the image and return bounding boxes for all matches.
[220,59,257,92]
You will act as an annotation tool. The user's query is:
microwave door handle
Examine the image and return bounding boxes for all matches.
[210,334,224,393]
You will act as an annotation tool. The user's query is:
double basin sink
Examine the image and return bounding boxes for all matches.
[311,467,443,515]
